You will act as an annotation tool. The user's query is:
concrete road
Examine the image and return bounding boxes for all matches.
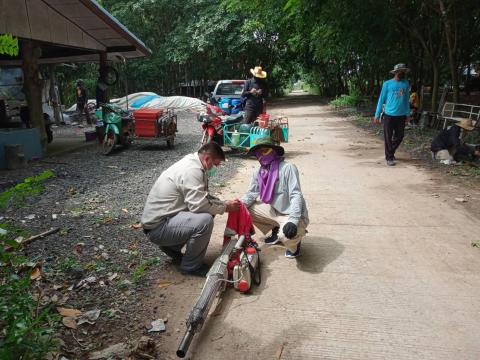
[157,93,480,359]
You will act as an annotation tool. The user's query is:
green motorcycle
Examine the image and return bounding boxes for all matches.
[96,103,134,155]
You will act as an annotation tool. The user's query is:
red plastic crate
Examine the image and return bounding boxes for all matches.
[133,108,164,119]
[133,109,165,137]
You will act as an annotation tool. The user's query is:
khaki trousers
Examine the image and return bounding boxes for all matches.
[249,201,306,252]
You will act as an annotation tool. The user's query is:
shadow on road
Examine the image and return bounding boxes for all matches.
[295,236,344,273]
[136,143,173,151]
[190,294,317,360]
[252,236,344,297]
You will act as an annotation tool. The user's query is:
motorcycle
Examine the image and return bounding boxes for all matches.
[197,104,244,145]
[96,103,134,155]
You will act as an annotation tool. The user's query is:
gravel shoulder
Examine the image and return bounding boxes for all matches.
[0,111,242,358]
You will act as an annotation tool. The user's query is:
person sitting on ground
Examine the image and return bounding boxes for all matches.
[242,66,268,124]
[241,137,309,258]
[141,142,241,276]
[409,85,420,124]
[431,119,480,162]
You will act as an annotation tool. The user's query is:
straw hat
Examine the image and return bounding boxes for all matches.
[456,118,476,131]
[390,63,410,74]
[250,66,267,79]
[247,136,284,156]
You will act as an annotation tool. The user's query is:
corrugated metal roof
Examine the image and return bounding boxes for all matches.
[0,0,151,65]
[46,0,151,57]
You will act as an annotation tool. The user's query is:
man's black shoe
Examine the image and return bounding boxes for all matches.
[264,227,280,245]
[181,263,210,277]
[160,246,183,263]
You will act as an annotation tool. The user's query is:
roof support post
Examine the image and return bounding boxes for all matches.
[98,52,109,104]
[21,40,47,150]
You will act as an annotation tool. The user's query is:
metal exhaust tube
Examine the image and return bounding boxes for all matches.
[177,327,194,358]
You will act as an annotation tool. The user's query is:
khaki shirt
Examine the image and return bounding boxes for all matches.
[141,153,226,229]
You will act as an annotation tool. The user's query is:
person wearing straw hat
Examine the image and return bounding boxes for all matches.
[242,66,268,124]
[431,119,480,162]
[374,63,411,166]
[241,137,309,258]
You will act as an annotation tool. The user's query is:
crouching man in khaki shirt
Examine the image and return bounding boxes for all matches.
[141,142,240,276]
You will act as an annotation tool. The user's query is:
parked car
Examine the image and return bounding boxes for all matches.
[210,80,246,115]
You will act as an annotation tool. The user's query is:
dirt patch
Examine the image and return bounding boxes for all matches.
[332,105,480,222]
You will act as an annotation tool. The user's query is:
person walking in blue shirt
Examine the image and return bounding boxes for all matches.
[374,63,411,166]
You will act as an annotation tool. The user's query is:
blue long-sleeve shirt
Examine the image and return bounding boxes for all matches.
[375,79,410,118]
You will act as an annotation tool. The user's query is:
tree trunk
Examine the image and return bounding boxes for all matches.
[439,0,459,102]
[431,60,439,113]
[21,40,46,150]
[99,52,109,103]
[465,60,471,96]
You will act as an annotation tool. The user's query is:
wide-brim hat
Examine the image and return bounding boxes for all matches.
[247,136,284,156]
[390,63,410,74]
[250,66,267,79]
[456,118,476,131]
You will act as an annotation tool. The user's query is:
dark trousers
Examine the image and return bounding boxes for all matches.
[244,110,259,124]
[383,114,406,160]
[76,102,92,124]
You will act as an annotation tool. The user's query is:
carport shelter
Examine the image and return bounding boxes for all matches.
[0,0,151,168]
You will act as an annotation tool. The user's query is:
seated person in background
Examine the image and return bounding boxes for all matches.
[409,86,420,124]
[431,119,480,162]
[241,137,309,258]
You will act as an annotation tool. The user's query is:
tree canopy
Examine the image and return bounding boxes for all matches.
[57,0,480,110]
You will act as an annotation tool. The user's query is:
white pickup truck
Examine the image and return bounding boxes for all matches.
[210,80,246,115]
[210,79,245,103]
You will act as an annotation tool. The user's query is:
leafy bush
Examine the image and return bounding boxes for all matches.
[0,34,19,56]
[330,91,364,107]
[0,170,55,210]
[0,276,60,359]
[0,223,60,359]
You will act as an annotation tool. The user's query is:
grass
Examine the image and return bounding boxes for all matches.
[56,256,81,272]
[132,257,161,283]
[0,170,55,210]
[0,220,31,242]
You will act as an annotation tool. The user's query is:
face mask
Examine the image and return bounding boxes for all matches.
[206,166,217,177]
[257,151,277,167]
[397,72,406,80]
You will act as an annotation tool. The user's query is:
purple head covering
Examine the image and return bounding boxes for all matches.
[256,150,284,204]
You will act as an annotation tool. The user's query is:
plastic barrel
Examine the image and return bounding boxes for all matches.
[231,99,241,114]
[219,98,231,115]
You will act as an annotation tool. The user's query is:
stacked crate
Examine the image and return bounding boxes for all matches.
[133,109,165,138]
